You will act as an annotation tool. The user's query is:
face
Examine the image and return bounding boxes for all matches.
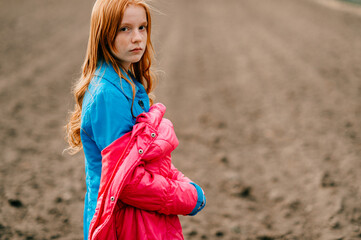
[112,4,148,70]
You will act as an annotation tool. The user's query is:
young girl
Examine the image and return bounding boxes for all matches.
[66,0,205,239]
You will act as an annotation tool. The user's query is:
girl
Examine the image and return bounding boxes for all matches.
[65,0,205,239]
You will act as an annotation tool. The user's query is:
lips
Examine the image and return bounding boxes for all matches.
[130,47,142,52]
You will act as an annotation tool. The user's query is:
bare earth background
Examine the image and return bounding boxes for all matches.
[1,0,361,239]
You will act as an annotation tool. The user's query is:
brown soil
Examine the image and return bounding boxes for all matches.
[1,0,361,239]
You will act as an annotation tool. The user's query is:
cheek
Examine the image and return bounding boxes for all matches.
[114,35,126,51]
[142,33,148,45]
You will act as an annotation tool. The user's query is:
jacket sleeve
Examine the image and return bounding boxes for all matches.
[119,162,197,216]
[91,86,134,151]
[168,163,192,183]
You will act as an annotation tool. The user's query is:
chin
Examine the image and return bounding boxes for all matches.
[130,57,143,64]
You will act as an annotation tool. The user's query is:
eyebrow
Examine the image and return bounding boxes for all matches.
[120,21,148,26]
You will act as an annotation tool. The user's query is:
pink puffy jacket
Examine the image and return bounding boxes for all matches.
[88,103,198,240]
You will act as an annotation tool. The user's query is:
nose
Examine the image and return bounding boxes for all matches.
[132,29,142,43]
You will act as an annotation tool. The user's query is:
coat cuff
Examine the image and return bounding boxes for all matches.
[188,182,206,216]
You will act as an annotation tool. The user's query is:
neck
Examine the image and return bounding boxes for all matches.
[120,62,131,72]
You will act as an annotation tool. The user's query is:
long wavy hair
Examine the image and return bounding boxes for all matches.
[66,0,156,154]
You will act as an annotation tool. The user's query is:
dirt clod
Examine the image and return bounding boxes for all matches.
[8,199,23,208]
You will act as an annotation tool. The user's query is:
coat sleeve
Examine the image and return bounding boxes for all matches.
[91,86,134,151]
[168,163,192,183]
[119,162,197,216]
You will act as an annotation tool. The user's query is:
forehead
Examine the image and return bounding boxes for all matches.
[121,4,147,24]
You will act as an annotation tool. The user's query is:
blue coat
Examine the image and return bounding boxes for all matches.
[80,61,150,239]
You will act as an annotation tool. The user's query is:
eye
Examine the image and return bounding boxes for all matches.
[139,25,147,31]
[119,27,129,32]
